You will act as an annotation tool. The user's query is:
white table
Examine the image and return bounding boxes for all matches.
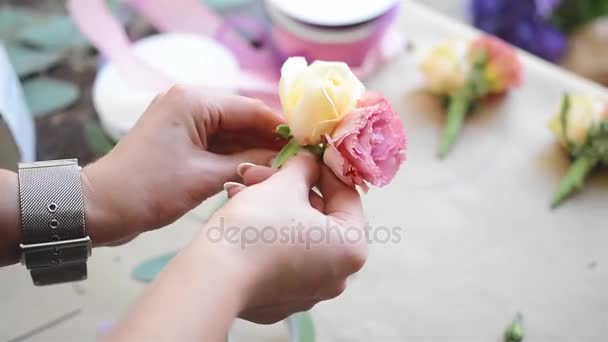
[1,1,607,341]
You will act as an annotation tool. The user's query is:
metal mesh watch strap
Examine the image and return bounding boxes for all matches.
[18,159,91,286]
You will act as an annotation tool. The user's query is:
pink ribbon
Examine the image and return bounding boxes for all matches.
[67,0,403,96]
[67,0,173,91]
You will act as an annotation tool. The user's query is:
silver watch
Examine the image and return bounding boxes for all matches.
[18,159,92,286]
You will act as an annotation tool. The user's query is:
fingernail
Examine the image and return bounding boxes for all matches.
[237,163,257,177]
[223,182,246,192]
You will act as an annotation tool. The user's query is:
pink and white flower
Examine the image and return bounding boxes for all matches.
[470,35,523,94]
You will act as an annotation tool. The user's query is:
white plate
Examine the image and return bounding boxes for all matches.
[265,0,399,26]
[93,33,239,141]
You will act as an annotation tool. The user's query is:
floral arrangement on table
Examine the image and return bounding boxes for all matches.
[549,94,608,208]
[419,35,523,158]
[471,0,608,62]
[274,57,407,190]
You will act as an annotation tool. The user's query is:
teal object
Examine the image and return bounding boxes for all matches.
[23,76,80,117]
[131,252,178,283]
[16,15,88,50]
[6,43,62,77]
[288,312,316,342]
[203,0,251,10]
[0,6,40,40]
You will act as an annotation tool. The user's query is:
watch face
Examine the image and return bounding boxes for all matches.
[266,0,399,26]
[0,119,20,172]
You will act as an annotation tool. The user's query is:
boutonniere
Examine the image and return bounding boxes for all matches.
[420,35,523,157]
[274,57,407,191]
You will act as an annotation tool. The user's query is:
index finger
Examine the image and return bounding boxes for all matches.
[267,151,320,200]
[209,94,285,136]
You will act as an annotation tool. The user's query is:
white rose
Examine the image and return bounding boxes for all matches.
[550,95,608,148]
[279,57,365,145]
[420,40,471,95]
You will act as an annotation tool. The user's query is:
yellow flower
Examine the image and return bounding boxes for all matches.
[549,95,607,149]
[420,40,470,96]
[279,57,365,145]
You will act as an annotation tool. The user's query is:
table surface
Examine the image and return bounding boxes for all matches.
[1,1,608,341]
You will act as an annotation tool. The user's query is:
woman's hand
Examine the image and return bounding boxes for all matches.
[106,153,367,341]
[203,152,368,324]
[82,86,284,246]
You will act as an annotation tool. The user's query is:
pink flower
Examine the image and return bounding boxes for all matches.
[323,93,406,189]
[601,104,608,121]
[471,35,523,94]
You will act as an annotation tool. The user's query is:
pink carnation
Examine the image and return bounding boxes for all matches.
[471,35,523,93]
[601,104,608,121]
[323,93,406,189]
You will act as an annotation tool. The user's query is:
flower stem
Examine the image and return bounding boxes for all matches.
[437,51,488,158]
[272,138,301,168]
[438,86,473,158]
[551,153,599,208]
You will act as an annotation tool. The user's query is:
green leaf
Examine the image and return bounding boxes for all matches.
[84,120,116,156]
[132,252,178,283]
[504,313,524,342]
[275,124,292,139]
[559,94,573,151]
[551,152,599,208]
[272,138,301,168]
[16,15,88,51]
[470,50,490,97]
[23,76,80,117]
[0,6,41,40]
[5,43,62,77]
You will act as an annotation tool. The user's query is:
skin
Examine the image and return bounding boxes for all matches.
[0,86,367,341]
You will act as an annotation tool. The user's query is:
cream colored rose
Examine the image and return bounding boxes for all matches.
[279,57,365,145]
[549,95,607,148]
[420,40,471,95]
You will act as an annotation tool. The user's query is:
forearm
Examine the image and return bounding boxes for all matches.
[105,238,251,342]
[0,169,21,266]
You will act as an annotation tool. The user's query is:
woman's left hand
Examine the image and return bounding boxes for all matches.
[82,85,284,245]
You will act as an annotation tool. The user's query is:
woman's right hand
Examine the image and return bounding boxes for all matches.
[105,152,367,342]
[198,152,368,324]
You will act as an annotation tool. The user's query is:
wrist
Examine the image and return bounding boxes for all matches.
[0,169,20,265]
[191,223,260,314]
[81,161,126,246]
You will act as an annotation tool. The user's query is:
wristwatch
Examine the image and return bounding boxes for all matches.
[18,159,92,286]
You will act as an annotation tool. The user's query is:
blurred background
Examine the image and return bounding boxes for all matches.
[1,1,607,341]
[0,0,606,168]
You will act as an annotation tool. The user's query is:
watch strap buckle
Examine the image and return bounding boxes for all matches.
[20,236,92,270]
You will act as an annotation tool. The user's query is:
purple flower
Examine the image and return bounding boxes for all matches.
[535,0,561,17]
[471,0,567,62]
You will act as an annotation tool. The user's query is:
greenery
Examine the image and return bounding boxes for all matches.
[504,313,524,342]
[552,0,608,33]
